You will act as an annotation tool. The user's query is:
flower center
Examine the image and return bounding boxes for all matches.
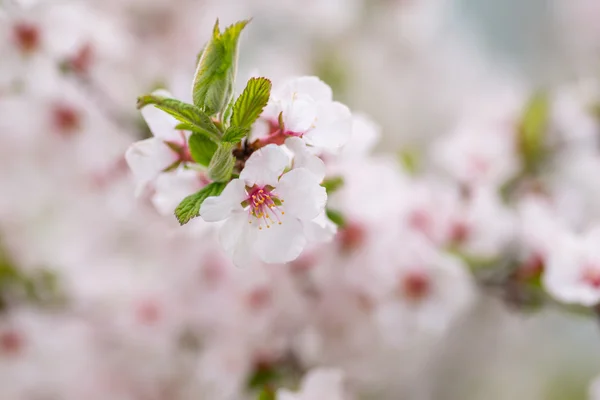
[244,186,285,230]
[398,270,431,303]
[13,22,40,54]
[581,265,600,289]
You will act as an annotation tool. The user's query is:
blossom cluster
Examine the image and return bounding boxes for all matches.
[2,0,600,399]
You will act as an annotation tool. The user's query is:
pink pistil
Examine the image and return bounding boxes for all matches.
[581,266,600,289]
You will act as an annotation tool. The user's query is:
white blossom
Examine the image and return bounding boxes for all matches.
[125,90,191,196]
[200,144,327,266]
[259,76,352,151]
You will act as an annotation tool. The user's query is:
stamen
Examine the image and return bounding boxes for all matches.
[243,185,285,230]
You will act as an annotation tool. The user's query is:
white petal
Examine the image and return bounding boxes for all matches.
[303,212,337,243]
[303,101,352,150]
[285,137,326,182]
[279,76,333,103]
[200,179,246,222]
[125,138,178,196]
[276,169,327,221]
[152,169,205,216]
[283,94,318,134]
[240,144,290,187]
[219,212,257,267]
[140,90,180,140]
[254,214,306,264]
[340,113,381,158]
[261,99,283,122]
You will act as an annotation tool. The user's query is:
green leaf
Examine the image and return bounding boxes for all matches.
[231,77,272,130]
[137,94,221,142]
[518,91,550,173]
[326,208,346,227]
[174,182,227,225]
[321,176,344,194]
[192,19,249,116]
[189,133,217,166]
[222,126,251,143]
[257,387,276,400]
[247,366,281,390]
[399,148,420,175]
[208,143,236,182]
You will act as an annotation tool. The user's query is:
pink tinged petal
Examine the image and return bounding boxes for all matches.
[218,213,257,267]
[200,179,246,222]
[254,214,306,264]
[285,137,326,182]
[152,169,204,216]
[140,90,180,141]
[303,101,352,150]
[125,138,178,196]
[280,76,333,103]
[276,169,327,221]
[240,144,290,187]
[282,94,318,133]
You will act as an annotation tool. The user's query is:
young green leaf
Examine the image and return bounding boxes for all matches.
[192,19,249,116]
[518,91,550,173]
[257,387,276,400]
[208,143,236,182]
[189,133,218,166]
[321,176,344,194]
[222,126,250,143]
[137,94,221,142]
[174,182,227,225]
[231,77,272,129]
[326,208,346,227]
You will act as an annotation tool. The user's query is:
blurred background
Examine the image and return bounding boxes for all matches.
[2,0,600,399]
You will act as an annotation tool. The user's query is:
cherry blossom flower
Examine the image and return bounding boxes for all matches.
[200,144,327,266]
[544,228,600,306]
[151,168,210,216]
[259,76,352,151]
[277,368,347,400]
[125,90,192,195]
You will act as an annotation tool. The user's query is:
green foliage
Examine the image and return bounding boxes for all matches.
[321,176,344,194]
[326,208,346,228]
[189,133,218,166]
[137,94,221,142]
[174,182,227,225]
[231,77,272,131]
[208,143,236,182]
[222,126,251,143]
[518,91,550,173]
[0,247,64,310]
[257,387,276,400]
[192,19,249,116]
[247,365,281,390]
